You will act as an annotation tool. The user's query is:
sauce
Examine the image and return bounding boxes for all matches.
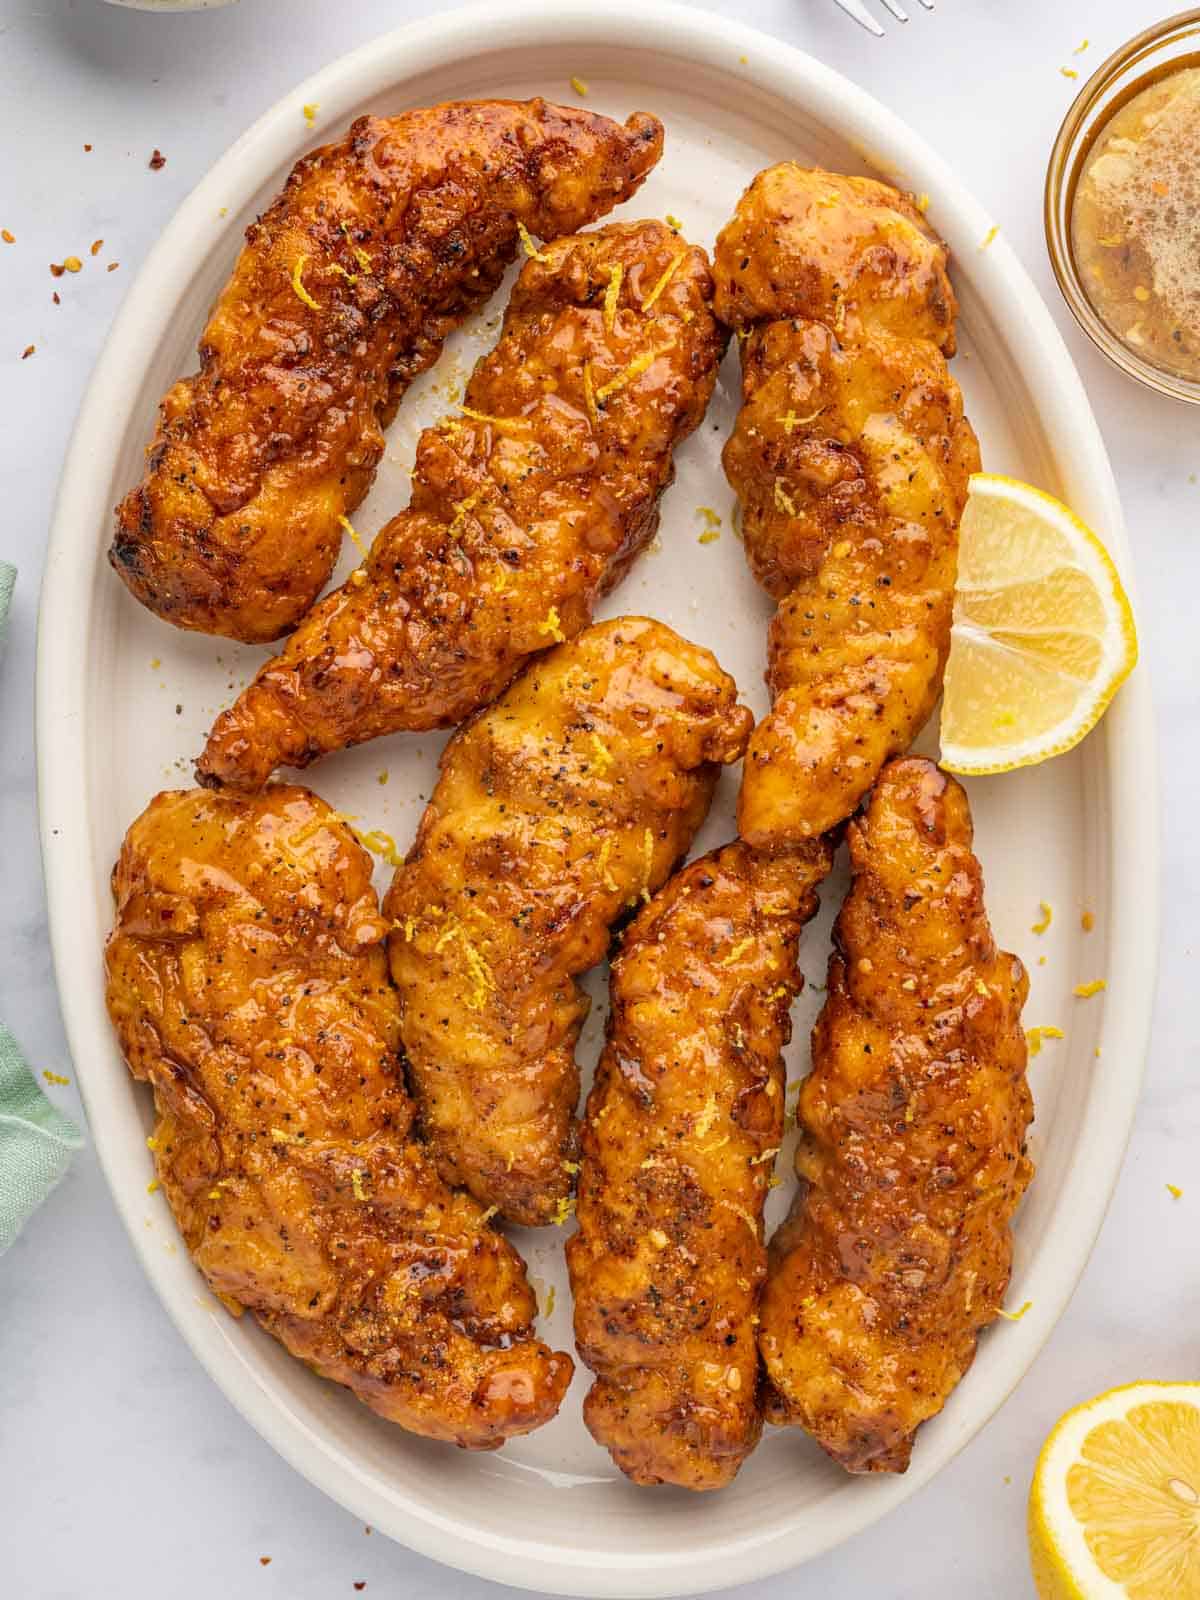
[1072,62,1200,381]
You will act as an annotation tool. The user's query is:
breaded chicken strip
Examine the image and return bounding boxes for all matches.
[111,100,663,642]
[383,618,753,1228]
[714,166,979,846]
[197,218,723,789]
[568,837,831,1490]
[758,758,1032,1473]
[105,786,572,1449]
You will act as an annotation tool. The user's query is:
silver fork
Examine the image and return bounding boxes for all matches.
[831,0,935,37]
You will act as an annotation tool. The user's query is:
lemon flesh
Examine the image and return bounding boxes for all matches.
[1030,1383,1200,1598]
[941,474,1138,775]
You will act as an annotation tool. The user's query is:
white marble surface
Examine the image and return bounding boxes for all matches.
[0,1,1194,1595]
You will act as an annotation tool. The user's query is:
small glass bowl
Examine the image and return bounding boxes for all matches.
[1045,9,1200,404]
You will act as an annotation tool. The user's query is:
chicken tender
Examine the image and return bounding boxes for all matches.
[104,786,572,1449]
[714,166,979,846]
[197,218,724,790]
[758,757,1032,1473]
[383,618,753,1228]
[568,837,831,1490]
[111,100,663,643]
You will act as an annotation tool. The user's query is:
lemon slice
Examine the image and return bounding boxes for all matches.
[1029,1383,1200,1598]
[940,474,1138,774]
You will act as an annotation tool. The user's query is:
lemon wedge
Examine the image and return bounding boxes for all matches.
[940,474,1138,774]
[1029,1382,1200,1598]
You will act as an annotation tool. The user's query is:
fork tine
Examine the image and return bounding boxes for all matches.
[878,0,910,18]
[830,0,886,35]
[914,0,935,8]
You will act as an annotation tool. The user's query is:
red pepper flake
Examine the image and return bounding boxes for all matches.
[90,239,103,257]
[353,1586,367,1593]
[50,262,65,278]
[52,291,60,305]
[259,1556,272,1567]
[21,345,34,360]
[83,143,92,152]
[107,262,120,273]
[1,229,13,244]
[149,148,167,170]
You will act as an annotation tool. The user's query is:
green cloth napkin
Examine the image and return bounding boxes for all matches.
[0,562,84,1253]
[0,1025,84,1253]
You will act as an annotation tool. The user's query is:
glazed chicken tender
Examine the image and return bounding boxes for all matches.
[111,100,663,643]
[758,758,1032,1473]
[384,618,753,1228]
[568,838,831,1490]
[197,218,724,790]
[105,787,572,1449]
[714,166,979,846]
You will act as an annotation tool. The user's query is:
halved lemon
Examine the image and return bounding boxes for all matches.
[940,474,1138,775]
[1029,1382,1200,1598]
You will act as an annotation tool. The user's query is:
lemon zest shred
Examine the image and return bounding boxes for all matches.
[543,1284,557,1317]
[694,1094,721,1140]
[640,827,654,904]
[767,984,790,1001]
[569,75,588,96]
[717,1198,758,1234]
[1060,66,1079,79]
[779,407,824,433]
[551,1195,575,1226]
[354,828,404,869]
[302,102,319,125]
[479,1205,498,1224]
[537,606,565,643]
[641,249,688,313]
[979,225,1000,250]
[1026,1024,1065,1058]
[698,530,720,545]
[448,490,481,538]
[1074,979,1106,999]
[597,838,618,893]
[1167,1183,1184,1200]
[270,1126,304,1145]
[351,1169,369,1202]
[1031,901,1053,934]
[602,262,624,335]
[595,341,672,401]
[146,1136,160,1152]
[997,1299,1033,1323]
[43,1069,70,1086]
[146,1179,160,1195]
[290,255,320,310]
[774,478,797,516]
[720,937,755,969]
[338,513,369,561]
[750,1146,780,1166]
[517,221,550,263]
[589,734,613,772]
[665,213,683,231]
[916,192,931,213]
[582,359,599,427]
[457,404,525,432]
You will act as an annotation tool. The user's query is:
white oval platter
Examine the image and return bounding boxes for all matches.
[37,2,1158,1594]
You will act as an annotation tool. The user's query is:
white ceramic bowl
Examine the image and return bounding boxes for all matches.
[38,3,1159,1594]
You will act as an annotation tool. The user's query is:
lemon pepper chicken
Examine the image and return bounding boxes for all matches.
[568,837,831,1490]
[758,758,1032,1473]
[196,219,724,790]
[104,787,572,1449]
[111,100,663,643]
[714,165,980,847]
[383,618,753,1229]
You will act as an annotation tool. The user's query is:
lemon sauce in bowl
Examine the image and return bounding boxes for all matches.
[1071,60,1200,382]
